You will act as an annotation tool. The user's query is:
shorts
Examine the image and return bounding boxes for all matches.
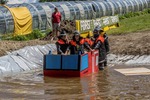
[53,23,60,31]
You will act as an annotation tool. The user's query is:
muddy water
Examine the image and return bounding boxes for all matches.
[0,65,150,100]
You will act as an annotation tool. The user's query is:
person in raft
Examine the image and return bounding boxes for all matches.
[55,31,69,55]
[69,31,92,54]
[92,26,107,70]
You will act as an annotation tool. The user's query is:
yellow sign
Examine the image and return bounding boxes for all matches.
[76,15,119,38]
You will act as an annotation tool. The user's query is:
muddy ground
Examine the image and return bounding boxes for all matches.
[0,40,50,56]
[109,30,150,55]
[0,30,150,57]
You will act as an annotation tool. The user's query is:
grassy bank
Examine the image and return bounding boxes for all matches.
[108,12,150,35]
[1,29,46,41]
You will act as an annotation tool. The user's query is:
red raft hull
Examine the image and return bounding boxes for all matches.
[44,50,99,77]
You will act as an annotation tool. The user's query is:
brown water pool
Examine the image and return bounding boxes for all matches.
[0,64,150,100]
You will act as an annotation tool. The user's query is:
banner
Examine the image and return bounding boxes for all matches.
[76,15,119,33]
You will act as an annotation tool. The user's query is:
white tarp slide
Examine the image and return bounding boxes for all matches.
[0,44,56,76]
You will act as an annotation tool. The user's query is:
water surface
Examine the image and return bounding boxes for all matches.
[0,65,150,100]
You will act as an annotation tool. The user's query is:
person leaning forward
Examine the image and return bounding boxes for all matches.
[55,31,69,55]
[52,7,61,39]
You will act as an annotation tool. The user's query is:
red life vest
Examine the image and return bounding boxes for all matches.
[84,38,93,46]
[96,36,105,43]
[70,39,85,46]
[57,39,68,44]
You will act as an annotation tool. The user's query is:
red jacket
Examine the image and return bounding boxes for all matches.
[52,12,61,23]
[96,36,104,43]
[69,39,85,46]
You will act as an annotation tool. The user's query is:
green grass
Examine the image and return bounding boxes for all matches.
[108,12,150,35]
[1,29,46,41]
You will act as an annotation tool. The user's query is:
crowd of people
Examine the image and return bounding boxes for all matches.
[52,7,110,70]
[55,26,109,70]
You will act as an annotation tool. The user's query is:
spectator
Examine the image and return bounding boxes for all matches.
[52,7,61,40]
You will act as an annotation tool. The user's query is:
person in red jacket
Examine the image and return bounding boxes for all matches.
[52,7,62,39]
[55,31,69,55]
[92,26,107,70]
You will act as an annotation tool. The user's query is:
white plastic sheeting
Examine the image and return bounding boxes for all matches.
[108,54,150,65]
[0,44,56,76]
[1,43,150,75]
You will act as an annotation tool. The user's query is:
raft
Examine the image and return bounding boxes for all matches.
[43,50,99,77]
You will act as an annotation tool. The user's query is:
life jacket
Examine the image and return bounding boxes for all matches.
[57,39,68,44]
[69,39,85,54]
[95,35,107,62]
[96,35,105,43]
[70,39,85,46]
[84,38,93,46]
[56,39,69,54]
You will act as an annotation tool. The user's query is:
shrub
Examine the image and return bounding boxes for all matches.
[28,29,45,40]
[1,29,46,41]
[12,35,29,41]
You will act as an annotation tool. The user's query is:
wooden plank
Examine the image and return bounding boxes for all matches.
[115,67,150,76]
